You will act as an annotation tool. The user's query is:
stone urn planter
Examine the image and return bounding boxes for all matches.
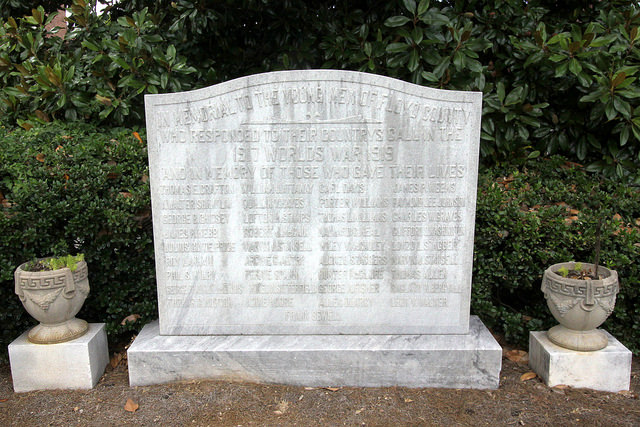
[542,262,618,351]
[14,256,90,344]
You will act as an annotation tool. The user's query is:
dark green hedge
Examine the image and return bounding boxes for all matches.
[473,158,640,350]
[1,122,639,358]
[0,121,155,355]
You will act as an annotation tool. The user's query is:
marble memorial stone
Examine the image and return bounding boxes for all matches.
[146,70,482,336]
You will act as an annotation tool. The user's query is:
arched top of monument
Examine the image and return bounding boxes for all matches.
[144,69,482,107]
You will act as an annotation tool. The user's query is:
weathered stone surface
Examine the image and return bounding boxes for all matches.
[132,71,499,389]
[128,316,501,388]
[529,331,631,392]
[145,70,482,335]
[9,323,109,393]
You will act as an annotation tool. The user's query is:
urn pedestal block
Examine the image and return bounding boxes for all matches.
[8,323,109,393]
[529,330,631,392]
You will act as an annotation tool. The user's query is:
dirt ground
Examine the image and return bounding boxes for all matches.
[1,349,638,426]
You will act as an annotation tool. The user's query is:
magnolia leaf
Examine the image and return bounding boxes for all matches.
[385,16,411,27]
[402,0,416,14]
[569,58,582,76]
[505,86,524,106]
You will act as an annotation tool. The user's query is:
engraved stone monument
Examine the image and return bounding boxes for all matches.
[128,70,501,388]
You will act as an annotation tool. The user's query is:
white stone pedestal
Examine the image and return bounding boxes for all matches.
[529,330,631,392]
[8,323,109,393]
[128,316,502,389]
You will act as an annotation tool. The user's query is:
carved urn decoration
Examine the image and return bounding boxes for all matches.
[542,262,618,351]
[15,257,90,344]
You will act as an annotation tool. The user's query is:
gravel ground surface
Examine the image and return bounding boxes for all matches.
[1,349,638,426]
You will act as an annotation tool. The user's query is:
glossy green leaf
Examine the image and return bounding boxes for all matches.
[568,58,582,76]
[497,82,505,104]
[613,97,631,118]
[433,57,450,78]
[386,43,409,53]
[402,0,417,14]
[385,16,411,27]
[81,40,100,51]
[505,86,524,106]
[417,0,430,16]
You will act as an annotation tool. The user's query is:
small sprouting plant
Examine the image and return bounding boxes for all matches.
[574,262,583,272]
[557,266,569,278]
[25,254,85,272]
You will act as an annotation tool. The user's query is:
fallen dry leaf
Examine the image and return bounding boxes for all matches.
[124,398,139,412]
[121,314,141,325]
[0,399,8,403]
[355,408,364,414]
[35,109,50,122]
[553,384,569,389]
[520,372,537,381]
[404,398,414,403]
[110,352,124,368]
[35,153,45,162]
[613,213,623,222]
[323,387,340,392]
[19,121,33,131]
[506,350,529,364]
[133,131,143,144]
[565,215,579,225]
[119,192,133,198]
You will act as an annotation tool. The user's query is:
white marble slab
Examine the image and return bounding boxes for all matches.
[145,70,482,335]
[9,323,109,393]
[128,316,501,388]
[529,331,631,392]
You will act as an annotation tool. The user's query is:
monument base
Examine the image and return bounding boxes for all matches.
[128,316,501,389]
[529,331,631,392]
[8,323,109,393]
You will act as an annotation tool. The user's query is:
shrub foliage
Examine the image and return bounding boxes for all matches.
[0,122,155,354]
[1,1,640,178]
[473,157,640,350]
